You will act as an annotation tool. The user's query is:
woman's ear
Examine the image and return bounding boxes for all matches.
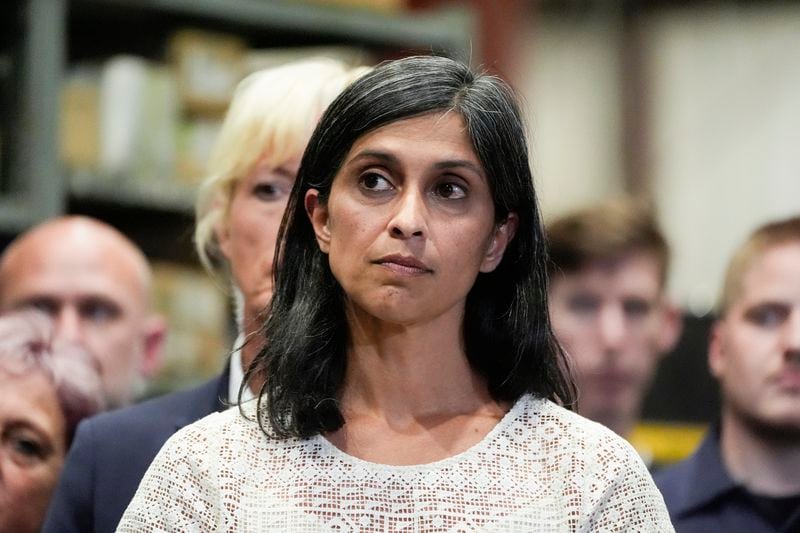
[480,212,519,273]
[213,200,232,261]
[305,189,331,253]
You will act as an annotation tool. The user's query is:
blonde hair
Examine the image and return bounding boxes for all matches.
[194,58,371,277]
[718,215,800,316]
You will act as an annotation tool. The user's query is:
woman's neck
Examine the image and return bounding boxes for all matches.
[339,304,494,421]
[324,304,511,465]
[239,308,266,392]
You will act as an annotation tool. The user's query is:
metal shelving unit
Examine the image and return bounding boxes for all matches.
[1,0,65,233]
[0,0,473,247]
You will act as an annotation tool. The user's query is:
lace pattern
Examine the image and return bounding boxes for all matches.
[117,396,673,532]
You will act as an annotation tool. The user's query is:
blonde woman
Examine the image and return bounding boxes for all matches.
[42,58,369,533]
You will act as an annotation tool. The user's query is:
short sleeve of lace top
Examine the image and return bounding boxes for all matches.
[116,396,674,532]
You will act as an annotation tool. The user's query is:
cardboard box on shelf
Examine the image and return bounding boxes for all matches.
[60,68,101,171]
[175,117,222,185]
[169,29,247,116]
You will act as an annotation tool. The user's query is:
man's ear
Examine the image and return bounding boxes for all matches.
[708,320,726,379]
[656,299,684,356]
[140,314,167,378]
[305,189,331,254]
[480,213,519,273]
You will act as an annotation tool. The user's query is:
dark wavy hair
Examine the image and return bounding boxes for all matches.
[243,55,575,438]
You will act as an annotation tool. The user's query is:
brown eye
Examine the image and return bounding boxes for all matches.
[435,181,466,200]
[359,172,392,192]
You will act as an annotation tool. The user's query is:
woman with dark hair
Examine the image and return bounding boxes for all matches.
[118,56,672,531]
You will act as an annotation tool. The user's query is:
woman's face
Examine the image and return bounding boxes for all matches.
[306,112,517,326]
[0,370,67,533]
[218,153,302,327]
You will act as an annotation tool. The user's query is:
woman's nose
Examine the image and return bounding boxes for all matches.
[388,188,427,239]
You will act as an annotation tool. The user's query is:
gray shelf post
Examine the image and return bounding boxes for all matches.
[0,0,66,232]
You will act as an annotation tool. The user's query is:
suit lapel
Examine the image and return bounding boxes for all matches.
[172,362,232,431]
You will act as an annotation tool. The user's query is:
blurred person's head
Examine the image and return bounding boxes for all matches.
[0,216,165,407]
[194,58,370,338]
[709,215,800,442]
[547,197,681,436]
[0,310,104,533]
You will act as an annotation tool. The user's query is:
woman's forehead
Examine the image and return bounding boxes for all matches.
[345,114,477,163]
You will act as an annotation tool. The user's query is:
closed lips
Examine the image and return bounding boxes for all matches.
[374,255,433,274]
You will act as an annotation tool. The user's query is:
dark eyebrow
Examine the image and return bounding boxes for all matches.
[349,151,484,177]
[349,150,400,165]
[433,159,485,177]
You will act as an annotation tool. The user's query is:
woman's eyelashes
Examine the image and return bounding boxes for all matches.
[252,180,291,202]
[434,180,467,200]
[356,169,469,201]
[359,171,394,193]
[4,427,51,465]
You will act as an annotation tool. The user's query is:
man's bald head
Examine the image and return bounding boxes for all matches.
[0,216,165,407]
[0,216,152,302]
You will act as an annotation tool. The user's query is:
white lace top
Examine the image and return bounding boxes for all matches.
[117,396,673,532]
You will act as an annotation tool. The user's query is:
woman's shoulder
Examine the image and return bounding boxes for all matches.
[514,395,644,463]
[512,396,672,529]
[160,400,268,455]
[516,395,618,438]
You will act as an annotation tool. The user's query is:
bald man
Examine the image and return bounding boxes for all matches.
[0,216,165,407]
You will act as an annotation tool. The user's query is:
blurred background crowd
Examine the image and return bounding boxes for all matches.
[1,1,798,532]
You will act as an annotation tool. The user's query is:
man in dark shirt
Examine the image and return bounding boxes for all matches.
[546,198,682,462]
[655,215,800,532]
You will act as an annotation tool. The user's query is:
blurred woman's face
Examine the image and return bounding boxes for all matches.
[0,370,67,533]
[218,153,302,329]
[306,112,516,326]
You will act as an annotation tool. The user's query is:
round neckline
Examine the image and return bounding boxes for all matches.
[310,394,534,471]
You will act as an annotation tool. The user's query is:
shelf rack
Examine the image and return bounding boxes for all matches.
[0,0,473,243]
